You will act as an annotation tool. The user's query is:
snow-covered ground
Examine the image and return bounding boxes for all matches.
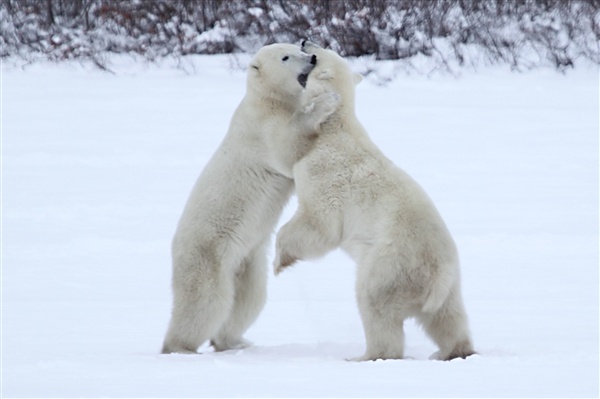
[2,56,598,398]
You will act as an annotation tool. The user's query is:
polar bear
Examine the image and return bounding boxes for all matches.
[162,43,339,354]
[273,41,475,361]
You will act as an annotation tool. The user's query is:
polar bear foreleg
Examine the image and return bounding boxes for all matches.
[210,244,268,351]
[268,92,339,179]
[273,207,341,275]
[296,91,340,132]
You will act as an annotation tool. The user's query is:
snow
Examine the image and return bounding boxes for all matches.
[2,56,598,397]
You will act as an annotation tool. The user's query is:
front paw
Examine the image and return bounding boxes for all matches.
[273,251,298,275]
[313,91,340,116]
[303,91,339,115]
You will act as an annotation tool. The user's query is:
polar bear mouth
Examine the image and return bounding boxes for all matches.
[297,73,309,88]
[298,55,317,88]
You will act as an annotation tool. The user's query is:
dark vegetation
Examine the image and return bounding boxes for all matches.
[2,0,598,71]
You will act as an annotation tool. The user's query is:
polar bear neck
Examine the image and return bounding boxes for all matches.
[320,99,373,148]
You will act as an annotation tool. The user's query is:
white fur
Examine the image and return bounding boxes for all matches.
[273,42,475,361]
[162,43,338,354]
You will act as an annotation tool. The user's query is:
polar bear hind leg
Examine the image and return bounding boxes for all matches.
[210,244,268,351]
[350,263,412,361]
[161,262,235,354]
[417,284,475,360]
[351,299,407,361]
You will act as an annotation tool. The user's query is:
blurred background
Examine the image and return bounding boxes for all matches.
[2,0,599,73]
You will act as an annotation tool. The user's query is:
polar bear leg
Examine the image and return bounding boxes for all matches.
[161,262,235,354]
[417,285,475,360]
[351,268,408,361]
[351,311,406,361]
[270,92,340,178]
[273,207,341,274]
[211,244,268,351]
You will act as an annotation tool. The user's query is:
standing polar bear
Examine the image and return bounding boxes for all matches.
[274,42,475,361]
[162,43,339,354]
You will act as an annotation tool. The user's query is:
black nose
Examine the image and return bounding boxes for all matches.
[310,54,317,65]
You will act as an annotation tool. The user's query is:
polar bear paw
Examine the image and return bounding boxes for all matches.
[210,337,252,352]
[306,91,340,116]
[273,251,298,275]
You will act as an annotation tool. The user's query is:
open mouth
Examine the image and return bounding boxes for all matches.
[298,56,317,88]
[297,73,308,88]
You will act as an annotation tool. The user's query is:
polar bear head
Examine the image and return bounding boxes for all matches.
[247,43,317,106]
[300,41,363,115]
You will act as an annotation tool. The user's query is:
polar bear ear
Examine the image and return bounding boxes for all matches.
[353,73,363,85]
[250,63,260,77]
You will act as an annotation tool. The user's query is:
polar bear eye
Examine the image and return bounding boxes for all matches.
[282,56,289,61]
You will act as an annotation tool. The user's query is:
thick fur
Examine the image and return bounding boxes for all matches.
[273,42,475,361]
[162,43,338,354]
